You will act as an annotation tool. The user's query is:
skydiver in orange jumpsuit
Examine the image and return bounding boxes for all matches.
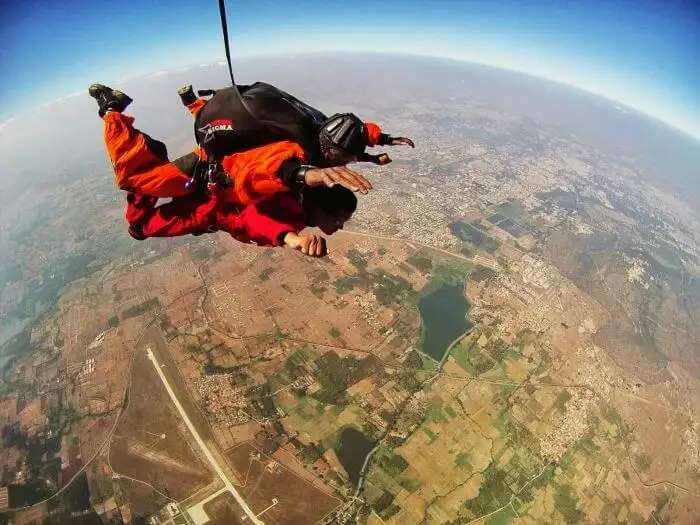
[88,82,416,207]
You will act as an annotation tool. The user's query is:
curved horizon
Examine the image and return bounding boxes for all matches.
[1,0,698,141]
[4,50,698,144]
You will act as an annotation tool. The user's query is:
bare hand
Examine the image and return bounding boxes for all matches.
[284,232,328,257]
[390,137,415,148]
[304,166,372,194]
[377,153,392,165]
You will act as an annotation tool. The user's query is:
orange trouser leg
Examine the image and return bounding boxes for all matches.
[187,98,207,117]
[103,112,193,198]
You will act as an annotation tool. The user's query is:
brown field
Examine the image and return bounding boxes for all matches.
[115,477,169,519]
[272,446,339,495]
[109,336,212,501]
[226,441,342,525]
[209,420,260,453]
[199,235,422,356]
[76,413,118,464]
[7,504,48,525]
[86,459,118,507]
[202,492,246,525]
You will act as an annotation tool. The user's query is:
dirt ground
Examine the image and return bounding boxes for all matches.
[226,441,342,525]
[202,492,246,525]
[115,478,169,520]
[109,343,212,501]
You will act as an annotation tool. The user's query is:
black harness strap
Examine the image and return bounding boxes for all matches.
[218,0,237,87]
[182,0,238,191]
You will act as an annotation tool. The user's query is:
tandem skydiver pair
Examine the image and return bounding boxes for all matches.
[89,80,415,257]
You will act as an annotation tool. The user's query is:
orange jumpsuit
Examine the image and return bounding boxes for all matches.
[102,98,384,207]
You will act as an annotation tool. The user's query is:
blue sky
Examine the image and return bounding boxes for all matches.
[1,0,699,139]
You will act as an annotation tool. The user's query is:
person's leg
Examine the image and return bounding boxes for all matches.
[124,190,217,239]
[124,192,158,240]
[102,112,194,198]
[177,85,208,117]
[187,98,207,117]
[90,83,195,198]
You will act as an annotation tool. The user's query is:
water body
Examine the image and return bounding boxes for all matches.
[335,427,375,486]
[0,317,31,348]
[7,480,53,508]
[0,317,33,371]
[419,283,472,361]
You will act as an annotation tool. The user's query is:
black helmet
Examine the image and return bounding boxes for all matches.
[319,113,367,157]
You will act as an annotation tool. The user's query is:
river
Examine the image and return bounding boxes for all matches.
[418,282,472,361]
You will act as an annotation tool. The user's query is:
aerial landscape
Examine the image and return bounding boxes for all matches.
[1,45,699,525]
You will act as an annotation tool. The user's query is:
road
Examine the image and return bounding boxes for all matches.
[145,347,263,525]
[337,229,499,269]
[187,487,228,524]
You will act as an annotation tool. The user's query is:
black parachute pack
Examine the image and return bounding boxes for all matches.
[182,0,385,179]
[181,82,329,164]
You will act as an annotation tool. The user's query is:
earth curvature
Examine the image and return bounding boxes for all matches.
[0,52,699,524]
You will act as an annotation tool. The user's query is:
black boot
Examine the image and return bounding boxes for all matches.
[178,85,197,106]
[88,83,133,117]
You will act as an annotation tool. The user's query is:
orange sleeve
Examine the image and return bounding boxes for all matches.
[221,141,308,206]
[365,122,382,147]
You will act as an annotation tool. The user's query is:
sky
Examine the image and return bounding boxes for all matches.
[1,0,699,139]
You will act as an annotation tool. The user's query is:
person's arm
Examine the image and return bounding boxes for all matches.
[232,193,305,246]
[281,232,328,257]
[364,121,415,148]
[229,194,328,257]
[220,141,372,206]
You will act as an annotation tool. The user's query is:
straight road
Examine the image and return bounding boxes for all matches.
[146,347,263,525]
[338,229,499,267]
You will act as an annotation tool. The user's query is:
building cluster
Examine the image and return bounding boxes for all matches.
[289,374,315,392]
[349,175,466,251]
[625,257,650,288]
[317,499,362,525]
[195,374,248,426]
[574,346,623,401]
[493,274,540,308]
[538,390,594,461]
[353,292,382,328]
[471,248,575,337]
[512,254,553,290]
[87,331,107,350]
[77,358,95,382]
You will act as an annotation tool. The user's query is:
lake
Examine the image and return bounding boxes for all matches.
[0,317,33,371]
[418,282,472,361]
[335,427,375,487]
[0,317,31,347]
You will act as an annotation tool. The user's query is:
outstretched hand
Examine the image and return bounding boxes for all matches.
[376,153,392,165]
[305,166,372,194]
[283,232,328,257]
[390,136,415,148]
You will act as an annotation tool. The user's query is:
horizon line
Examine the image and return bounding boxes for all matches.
[4,50,700,144]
